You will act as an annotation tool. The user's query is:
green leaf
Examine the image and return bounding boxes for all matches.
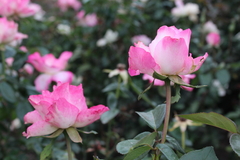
[100,108,119,124]
[179,146,218,160]
[0,81,16,103]
[123,145,152,160]
[230,133,240,156]
[136,104,166,130]
[133,132,157,148]
[166,135,185,154]
[153,71,168,80]
[168,75,206,88]
[102,82,118,92]
[179,112,237,133]
[215,69,230,85]
[116,139,138,154]
[134,131,151,140]
[66,127,82,143]
[44,129,64,138]
[78,130,98,134]
[107,92,117,109]
[156,143,179,160]
[40,140,54,160]
[171,85,181,104]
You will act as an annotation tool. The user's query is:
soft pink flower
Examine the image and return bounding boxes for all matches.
[0,17,28,44]
[131,35,152,46]
[27,51,74,92]
[22,64,34,75]
[76,10,98,27]
[128,26,208,77]
[5,57,14,66]
[142,74,196,91]
[0,0,41,18]
[57,0,81,12]
[22,82,109,138]
[19,46,28,52]
[206,32,221,47]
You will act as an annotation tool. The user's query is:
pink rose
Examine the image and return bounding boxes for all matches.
[22,82,109,139]
[27,51,74,92]
[22,64,34,75]
[57,0,81,12]
[19,46,28,52]
[0,0,41,18]
[206,32,220,47]
[143,74,196,91]
[128,26,208,77]
[76,10,98,27]
[5,57,14,67]
[131,35,152,46]
[0,17,28,44]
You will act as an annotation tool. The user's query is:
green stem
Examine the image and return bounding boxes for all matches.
[64,132,73,160]
[116,75,121,98]
[181,131,185,150]
[161,80,171,143]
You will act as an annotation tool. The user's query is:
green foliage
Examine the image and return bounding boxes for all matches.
[157,143,179,160]
[179,147,218,160]
[40,141,54,160]
[1,0,240,159]
[229,134,240,156]
[179,112,238,133]
[136,104,166,130]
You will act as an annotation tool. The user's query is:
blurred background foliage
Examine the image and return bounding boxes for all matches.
[1,0,240,159]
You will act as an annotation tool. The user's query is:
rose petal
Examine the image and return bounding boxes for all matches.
[153,37,188,75]
[46,98,79,128]
[22,120,58,138]
[51,82,88,110]
[34,74,53,92]
[23,110,43,124]
[51,71,73,84]
[128,46,158,76]
[73,105,109,128]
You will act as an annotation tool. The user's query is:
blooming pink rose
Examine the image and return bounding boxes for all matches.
[131,35,152,46]
[206,32,220,47]
[23,82,109,139]
[27,51,74,92]
[128,26,208,77]
[0,0,41,18]
[57,0,81,12]
[76,10,98,27]
[0,17,28,44]
[142,74,196,91]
